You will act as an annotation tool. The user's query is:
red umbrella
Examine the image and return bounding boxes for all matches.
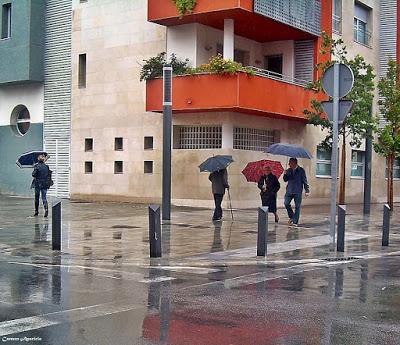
[241,159,284,182]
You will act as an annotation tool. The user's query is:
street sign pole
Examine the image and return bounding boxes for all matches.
[162,66,172,221]
[329,63,340,250]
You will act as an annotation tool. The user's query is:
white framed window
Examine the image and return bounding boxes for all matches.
[233,127,279,152]
[316,146,332,177]
[351,150,365,178]
[354,3,371,46]
[332,0,342,34]
[174,125,222,149]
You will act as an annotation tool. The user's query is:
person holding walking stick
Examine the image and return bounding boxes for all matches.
[209,168,230,221]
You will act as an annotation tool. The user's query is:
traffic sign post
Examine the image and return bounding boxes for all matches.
[322,63,354,250]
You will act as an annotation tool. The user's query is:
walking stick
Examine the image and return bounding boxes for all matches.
[227,189,234,221]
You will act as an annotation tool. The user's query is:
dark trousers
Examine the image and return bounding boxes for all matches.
[284,193,302,224]
[35,188,48,211]
[213,194,224,220]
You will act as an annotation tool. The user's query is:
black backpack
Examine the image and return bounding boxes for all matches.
[47,167,54,189]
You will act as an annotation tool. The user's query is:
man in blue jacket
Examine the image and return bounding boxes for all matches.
[32,154,50,217]
[283,157,310,226]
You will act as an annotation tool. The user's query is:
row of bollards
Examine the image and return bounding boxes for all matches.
[382,204,390,247]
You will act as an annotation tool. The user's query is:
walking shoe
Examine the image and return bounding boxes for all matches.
[291,223,298,228]
[44,208,48,218]
[288,219,293,225]
[34,211,39,216]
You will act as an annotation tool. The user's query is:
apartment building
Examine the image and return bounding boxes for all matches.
[71,0,400,208]
[0,0,72,197]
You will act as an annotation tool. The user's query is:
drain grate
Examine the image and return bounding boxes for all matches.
[323,256,360,262]
[111,225,140,229]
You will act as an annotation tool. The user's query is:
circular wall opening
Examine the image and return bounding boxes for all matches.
[10,105,31,136]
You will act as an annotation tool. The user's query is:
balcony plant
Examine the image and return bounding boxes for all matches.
[140,53,254,81]
[173,0,197,17]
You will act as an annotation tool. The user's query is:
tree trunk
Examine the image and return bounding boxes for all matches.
[339,133,346,205]
[387,154,394,211]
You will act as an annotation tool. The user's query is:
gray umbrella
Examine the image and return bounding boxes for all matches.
[198,155,234,173]
[265,143,313,159]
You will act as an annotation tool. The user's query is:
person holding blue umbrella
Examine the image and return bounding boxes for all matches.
[31,153,51,217]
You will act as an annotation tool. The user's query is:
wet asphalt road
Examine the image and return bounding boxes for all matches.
[0,196,400,345]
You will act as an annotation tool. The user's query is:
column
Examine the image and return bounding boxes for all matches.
[222,122,233,149]
[223,19,234,60]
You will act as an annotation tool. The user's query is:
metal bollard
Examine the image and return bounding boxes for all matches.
[257,207,268,257]
[149,205,162,258]
[382,204,391,247]
[337,205,346,252]
[52,201,61,251]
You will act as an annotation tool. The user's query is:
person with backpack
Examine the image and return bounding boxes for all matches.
[31,153,52,217]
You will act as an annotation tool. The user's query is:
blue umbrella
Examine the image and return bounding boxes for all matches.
[199,155,234,173]
[16,151,48,168]
[265,143,313,159]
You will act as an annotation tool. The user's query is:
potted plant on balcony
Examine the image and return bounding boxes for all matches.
[173,0,197,17]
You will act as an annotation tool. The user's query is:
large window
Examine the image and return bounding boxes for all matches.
[354,3,371,46]
[351,150,365,178]
[174,126,222,149]
[316,146,332,177]
[233,127,279,152]
[1,3,11,39]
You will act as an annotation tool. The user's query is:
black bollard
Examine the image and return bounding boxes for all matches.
[52,201,61,250]
[149,205,162,258]
[257,207,268,257]
[337,205,346,252]
[382,204,390,247]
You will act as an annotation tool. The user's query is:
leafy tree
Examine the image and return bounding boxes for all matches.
[375,60,400,210]
[140,52,190,81]
[304,33,376,204]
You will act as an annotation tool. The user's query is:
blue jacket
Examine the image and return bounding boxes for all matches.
[283,166,310,195]
[32,162,50,189]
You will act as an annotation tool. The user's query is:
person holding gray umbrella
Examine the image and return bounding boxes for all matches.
[31,153,51,217]
[199,155,233,221]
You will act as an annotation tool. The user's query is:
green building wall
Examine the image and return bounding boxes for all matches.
[0,0,45,84]
[0,123,43,195]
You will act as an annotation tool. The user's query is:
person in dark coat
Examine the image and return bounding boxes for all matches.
[283,157,310,226]
[209,168,229,221]
[32,154,50,217]
[258,166,281,223]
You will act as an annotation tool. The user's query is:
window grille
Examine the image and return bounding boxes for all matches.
[233,127,278,152]
[177,126,222,149]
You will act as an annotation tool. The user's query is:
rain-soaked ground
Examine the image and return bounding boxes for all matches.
[0,195,400,345]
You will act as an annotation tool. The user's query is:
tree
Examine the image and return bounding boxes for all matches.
[375,60,400,210]
[304,33,376,204]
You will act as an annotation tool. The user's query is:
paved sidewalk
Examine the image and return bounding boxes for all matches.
[0,195,399,345]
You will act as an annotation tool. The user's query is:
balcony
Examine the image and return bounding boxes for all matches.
[146,70,317,122]
[148,0,323,42]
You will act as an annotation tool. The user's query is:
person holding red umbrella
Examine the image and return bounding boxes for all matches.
[257,165,280,223]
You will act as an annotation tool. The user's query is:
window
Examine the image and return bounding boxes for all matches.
[174,126,222,149]
[10,105,30,136]
[144,161,153,174]
[264,55,283,77]
[1,3,11,39]
[351,150,365,178]
[333,0,342,34]
[114,161,123,174]
[233,128,279,152]
[386,158,400,179]
[78,54,87,88]
[316,146,332,177]
[85,138,93,152]
[85,161,93,174]
[354,3,371,46]
[144,136,154,150]
[114,137,123,151]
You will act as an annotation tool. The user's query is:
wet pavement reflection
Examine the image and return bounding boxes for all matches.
[0,196,399,344]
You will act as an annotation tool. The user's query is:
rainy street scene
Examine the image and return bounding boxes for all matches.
[1,0,400,345]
